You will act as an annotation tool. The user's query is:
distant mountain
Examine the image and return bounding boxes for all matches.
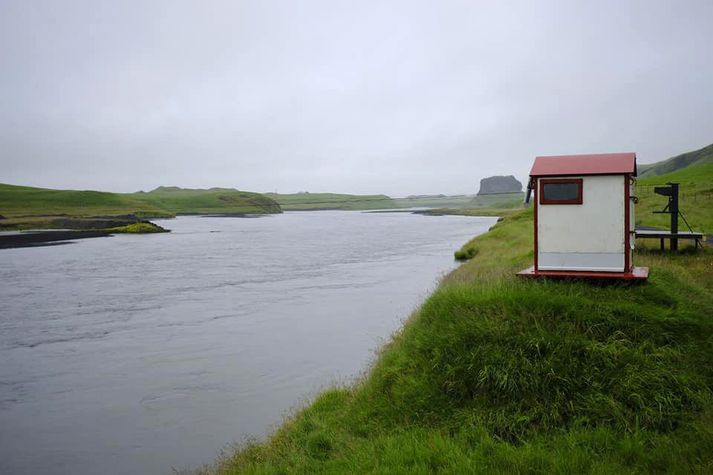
[638,143,713,178]
[477,175,522,195]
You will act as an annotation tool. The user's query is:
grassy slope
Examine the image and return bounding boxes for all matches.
[216,204,713,473]
[0,183,170,218]
[0,184,282,225]
[638,143,713,178]
[265,192,397,210]
[132,187,282,215]
[636,161,713,233]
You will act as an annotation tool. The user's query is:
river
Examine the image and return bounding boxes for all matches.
[0,211,496,474]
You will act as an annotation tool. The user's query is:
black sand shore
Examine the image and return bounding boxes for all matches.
[0,230,113,249]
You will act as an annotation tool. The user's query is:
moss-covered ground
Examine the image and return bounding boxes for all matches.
[107,222,169,233]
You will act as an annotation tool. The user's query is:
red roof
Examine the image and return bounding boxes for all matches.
[530,152,636,177]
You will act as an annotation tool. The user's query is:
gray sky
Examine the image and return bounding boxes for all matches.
[1,0,711,196]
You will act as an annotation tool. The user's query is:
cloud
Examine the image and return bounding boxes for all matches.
[1,0,712,195]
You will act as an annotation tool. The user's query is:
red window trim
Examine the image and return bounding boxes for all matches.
[539,178,583,205]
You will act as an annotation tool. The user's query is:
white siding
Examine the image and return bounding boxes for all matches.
[629,177,635,267]
[537,175,625,272]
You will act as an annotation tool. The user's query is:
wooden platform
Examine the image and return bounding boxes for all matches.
[517,266,649,281]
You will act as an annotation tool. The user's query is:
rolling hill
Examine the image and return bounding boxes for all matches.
[638,142,713,178]
[132,186,282,215]
[0,183,170,219]
[0,184,283,231]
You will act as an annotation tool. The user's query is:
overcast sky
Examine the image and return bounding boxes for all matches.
[1,1,711,196]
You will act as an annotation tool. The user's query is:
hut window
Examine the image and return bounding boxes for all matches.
[539,179,583,204]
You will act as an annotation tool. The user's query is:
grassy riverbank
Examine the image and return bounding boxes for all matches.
[210,145,713,474]
[211,204,713,473]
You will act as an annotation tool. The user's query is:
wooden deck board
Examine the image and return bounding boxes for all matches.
[517,266,649,281]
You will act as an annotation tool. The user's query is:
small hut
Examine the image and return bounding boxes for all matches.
[518,152,648,280]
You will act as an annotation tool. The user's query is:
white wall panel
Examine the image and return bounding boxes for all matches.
[537,175,625,271]
[539,252,624,272]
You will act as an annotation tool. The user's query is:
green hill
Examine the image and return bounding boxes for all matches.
[132,186,282,215]
[0,183,169,218]
[0,184,282,230]
[265,192,397,210]
[638,143,713,178]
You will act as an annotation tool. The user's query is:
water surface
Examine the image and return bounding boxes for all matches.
[0,211,496,474]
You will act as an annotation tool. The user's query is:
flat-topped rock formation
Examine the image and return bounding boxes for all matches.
[477,175,523,195]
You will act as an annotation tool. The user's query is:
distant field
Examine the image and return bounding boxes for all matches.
[265,192,397,210]
[391,195,474,208]
[468,192,524,209]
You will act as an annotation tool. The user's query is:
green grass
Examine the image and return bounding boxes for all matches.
[210,204,713,474]
[0,184,282,230]
[107,222,169,233]
[265,192,397,210]
[453,246,478,261]
[636,163,713,233]
[133,186,282,215]
[638,143,713,178]
[0,183,170,218]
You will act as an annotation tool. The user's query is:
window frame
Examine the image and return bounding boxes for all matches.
[539,178,583,205]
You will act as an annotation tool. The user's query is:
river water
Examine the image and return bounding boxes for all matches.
[0,211,496,474]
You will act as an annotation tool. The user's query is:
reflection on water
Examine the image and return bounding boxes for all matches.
[0,211,496,474]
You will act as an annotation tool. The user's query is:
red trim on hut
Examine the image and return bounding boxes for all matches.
[539,178,583,205]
